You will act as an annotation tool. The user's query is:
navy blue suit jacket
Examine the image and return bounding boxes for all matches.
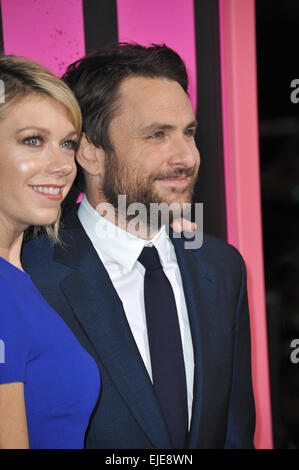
[21,206,255,449]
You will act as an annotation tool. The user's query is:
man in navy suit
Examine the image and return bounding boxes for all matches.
[22,43,255,448]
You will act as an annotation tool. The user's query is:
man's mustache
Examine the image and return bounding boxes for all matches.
[154,166,197,180]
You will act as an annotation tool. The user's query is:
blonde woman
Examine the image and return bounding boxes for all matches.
[0,56,100,449]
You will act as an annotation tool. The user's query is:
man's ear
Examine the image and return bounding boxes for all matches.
[76,134,105,176]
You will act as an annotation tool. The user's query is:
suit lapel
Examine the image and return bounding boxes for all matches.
[55,211,172,449]
[171,234,218,448]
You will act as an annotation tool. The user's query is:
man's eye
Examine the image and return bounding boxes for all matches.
[24,136,42,146]
[149,131,164,139]
[184,128,196,137]
[61,139,78,150]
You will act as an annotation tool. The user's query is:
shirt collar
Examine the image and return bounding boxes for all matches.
[77,195,172,272]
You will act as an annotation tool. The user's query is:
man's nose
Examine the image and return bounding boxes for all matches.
[169,136,199,168]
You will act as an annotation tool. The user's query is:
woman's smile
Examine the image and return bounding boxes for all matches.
[29,184,65,200]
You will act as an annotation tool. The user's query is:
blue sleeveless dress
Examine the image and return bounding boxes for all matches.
[0,256,100,449]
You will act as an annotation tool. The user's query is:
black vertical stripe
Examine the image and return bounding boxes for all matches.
[193,0,227,240]
[62,0,119,209]
[82,0,118,54]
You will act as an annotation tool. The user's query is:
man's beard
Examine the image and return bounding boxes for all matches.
[101,152,198,229]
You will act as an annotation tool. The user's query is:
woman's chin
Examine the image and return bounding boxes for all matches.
[28,209,60,227]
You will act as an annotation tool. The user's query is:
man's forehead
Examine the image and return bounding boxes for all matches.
[115,76,194,123]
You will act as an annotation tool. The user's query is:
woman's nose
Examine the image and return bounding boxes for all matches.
[45,148,75,177]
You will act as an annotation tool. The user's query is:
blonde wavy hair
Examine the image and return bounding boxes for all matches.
[0,55,82,243]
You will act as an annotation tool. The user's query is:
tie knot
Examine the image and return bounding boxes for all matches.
[138,246,163,271]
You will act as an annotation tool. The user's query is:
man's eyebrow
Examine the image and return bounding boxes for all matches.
[139,119,199,135]
[185,119,198,130]
[138,123,175,135]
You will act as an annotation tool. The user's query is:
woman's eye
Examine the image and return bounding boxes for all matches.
[61,139,78,150]
[24,136,42,146]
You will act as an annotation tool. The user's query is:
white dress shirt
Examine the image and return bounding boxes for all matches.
[78,195,195,427]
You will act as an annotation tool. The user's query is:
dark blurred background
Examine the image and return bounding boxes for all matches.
[256,0,299,448]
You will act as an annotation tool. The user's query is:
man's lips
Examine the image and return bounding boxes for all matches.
[156,176,189,185]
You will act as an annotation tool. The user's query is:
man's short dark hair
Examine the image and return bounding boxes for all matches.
[63,43,189,190]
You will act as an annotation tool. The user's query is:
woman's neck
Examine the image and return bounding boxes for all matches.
[0,229,25,271]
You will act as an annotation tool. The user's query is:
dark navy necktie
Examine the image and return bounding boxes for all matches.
[138,245,188,448]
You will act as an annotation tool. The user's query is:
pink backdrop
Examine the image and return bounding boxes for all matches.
[116,0,197,114]
[219,0,273,448]
[1,0,85,76]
